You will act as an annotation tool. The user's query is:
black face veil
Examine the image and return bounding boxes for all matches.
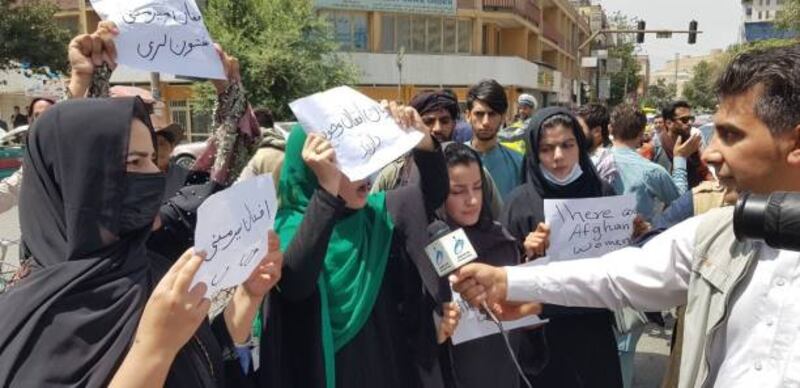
[0,97,164,386]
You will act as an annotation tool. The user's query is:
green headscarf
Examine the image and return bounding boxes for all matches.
[275,126,394,388]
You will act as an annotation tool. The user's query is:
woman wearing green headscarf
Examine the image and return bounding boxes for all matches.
[257,103,452,388]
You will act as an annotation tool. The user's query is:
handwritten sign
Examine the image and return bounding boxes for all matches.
[91,0,225,79]
[289,86,425,181]
[448,289,547,345]
[544,195,637,262]
[192,176,277,297]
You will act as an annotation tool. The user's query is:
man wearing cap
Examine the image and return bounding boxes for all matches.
[500,93,538,155]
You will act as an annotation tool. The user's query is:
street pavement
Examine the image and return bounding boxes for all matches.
[0,206,671,386]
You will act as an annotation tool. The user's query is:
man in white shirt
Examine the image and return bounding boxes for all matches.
[451,44,800,388]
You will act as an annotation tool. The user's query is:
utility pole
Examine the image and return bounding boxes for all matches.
[396,46,405,102]
[78,0,88,34]
[674,53,680,98]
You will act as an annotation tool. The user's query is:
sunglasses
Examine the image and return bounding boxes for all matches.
[676,116,695,124]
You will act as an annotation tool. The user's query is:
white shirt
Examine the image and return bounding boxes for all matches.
[505,213,800,388]
[0,167,22,214]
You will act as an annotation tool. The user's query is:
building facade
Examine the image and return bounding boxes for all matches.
[741,0,796,42]
[318,0,592,113]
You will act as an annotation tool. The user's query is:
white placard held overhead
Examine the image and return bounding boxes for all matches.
[192,176,278,297]
[91,0,225,79]
[448,290,547,345]
[289,86,425,181]
[544,195,637,262]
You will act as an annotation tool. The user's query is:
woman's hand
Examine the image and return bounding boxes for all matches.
[632,215,651,240]
[210,44,241,95]
[523,223,550,259]
[110,250,210,388]
[134,249,210,358]
[225,230,283,345]
[302,134,342,196]
[241,230,283,298]
[437,302,461,344]
[67,21,119,98]
[381,100,435,151]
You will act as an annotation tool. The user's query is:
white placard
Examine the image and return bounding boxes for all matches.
[91,0,225,79]
[289,86,425,181]
[448,289,547,345]
[544,195,637,262]
[192,176,277,297]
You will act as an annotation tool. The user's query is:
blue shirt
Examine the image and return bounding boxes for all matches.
[611,146,681,222]
[468,142,523,201]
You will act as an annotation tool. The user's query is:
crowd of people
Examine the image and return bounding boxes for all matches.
[0,21,799,388]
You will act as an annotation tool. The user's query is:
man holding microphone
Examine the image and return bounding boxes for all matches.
[451,44,800,388]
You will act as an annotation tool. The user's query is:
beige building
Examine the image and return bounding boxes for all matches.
[320,0,593,111]
[650,49,724,98]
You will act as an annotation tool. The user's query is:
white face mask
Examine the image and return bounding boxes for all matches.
[541,163,583,186]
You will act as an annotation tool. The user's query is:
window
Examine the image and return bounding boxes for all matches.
[381,15,395,52]
[458,20,472,53]
[766,10,770,19]
[443,18,457,53]
[427,17,443,53]
[412,16,426,52]
[381,14,472,55]
[169,100,212,142]
[758,11,762,19]
[323,11,368,51]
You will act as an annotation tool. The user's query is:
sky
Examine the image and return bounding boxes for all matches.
[592,0,743,72]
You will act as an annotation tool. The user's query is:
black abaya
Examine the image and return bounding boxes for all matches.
[502,107,622,388]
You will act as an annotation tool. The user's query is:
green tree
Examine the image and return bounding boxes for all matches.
[642,78,677,110]
[682,60,717,112]
[607,42,641,107]
[197,0,358,120]
[776,0,800,33]
[605,12,641,107]
[0,0,71,73]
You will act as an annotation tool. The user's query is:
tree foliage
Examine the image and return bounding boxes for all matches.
[0,0,71,74]
[642,78,677,110]
[196,0,358,120]
[605,12,641,107]
[776,0,800,33]
[682,60,717,112]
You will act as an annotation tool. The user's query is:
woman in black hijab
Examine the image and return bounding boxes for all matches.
[501,107,621,388]
[434,143,522,388]
[0,97,280,387]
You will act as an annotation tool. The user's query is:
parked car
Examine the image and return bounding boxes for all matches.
[170,121,295,169]
[0,126,27,180]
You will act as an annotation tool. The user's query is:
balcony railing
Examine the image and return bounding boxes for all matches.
[482,0,542,27]
[543,21,564,48]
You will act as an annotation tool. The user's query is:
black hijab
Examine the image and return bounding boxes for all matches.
[436,143,518,267]
[502,107,611,243]
[0,98,161,386]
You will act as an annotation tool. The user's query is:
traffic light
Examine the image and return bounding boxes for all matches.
[636,21,646,44]
[688,20,698,44]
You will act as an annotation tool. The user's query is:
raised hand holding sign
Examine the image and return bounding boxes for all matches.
[90,0,225,79]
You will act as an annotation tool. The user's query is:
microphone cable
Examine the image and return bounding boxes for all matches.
[481,301,534,388]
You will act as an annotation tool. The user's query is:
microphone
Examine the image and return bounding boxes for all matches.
[425,220,479,277]
[424,221,533,388]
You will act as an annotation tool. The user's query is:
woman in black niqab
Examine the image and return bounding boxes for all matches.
[0,98,241,387]
[501,107,621,388]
